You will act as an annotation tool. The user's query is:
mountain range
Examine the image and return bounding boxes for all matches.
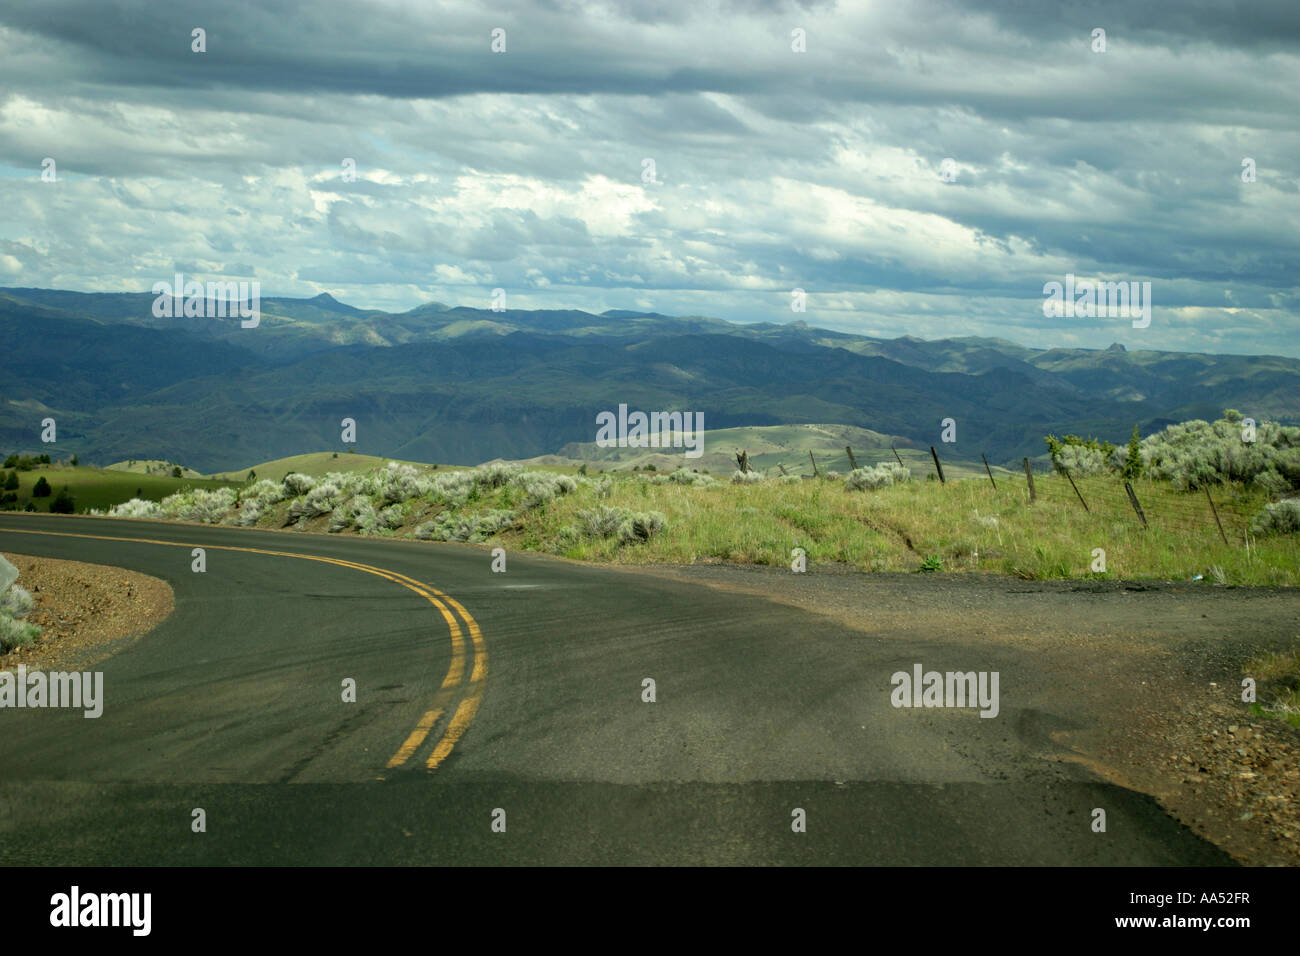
[2,287,1297,474]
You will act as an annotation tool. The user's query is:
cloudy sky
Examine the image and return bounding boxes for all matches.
[1,0,1297,355]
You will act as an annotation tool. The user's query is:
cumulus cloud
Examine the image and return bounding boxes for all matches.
[0,0,1296,354]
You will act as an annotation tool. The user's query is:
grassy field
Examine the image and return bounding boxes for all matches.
[196,463,1297,587]
[481,471,1296,586]
[0,465,241,513]
[11,453,1297,586]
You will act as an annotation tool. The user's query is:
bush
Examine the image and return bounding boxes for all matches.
[282,472,316,496]
[731,470,764,484]
[107,497,162,518]
[845,463,911,491]
[1141,413,1300,491]
[0,584,33,618]
[415,509,517,542]
[2,471,17,490]
[49,487,75,513]
[1250,499,1300,537]
[577,506,666,544]
[1044,435,1115,477]
[0,558,40,653]
[31,476,51,498]
[239,479,286,507]
[158,487,237,523]
[0,614,40,653]
[289,481,343,518]
[235,500,264,526]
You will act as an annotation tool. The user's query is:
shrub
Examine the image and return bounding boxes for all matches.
[576,506,666,544]
[289,481,343,518]
[664,469,717,487]
[1141,414,1300,490]
[158,487,237,523]
[416,509,517,542]
[0,614,40,653]
[282,472,316,496]
[845,463,911,491]
[31,476,51,498]
[235,500,264,526]
[107,498,163,518]
[0,584,33,618]
[239,479,286,507]
[2,471,17,490]
[731,470,764,484]
[1044,435,1115,477]
[49,487,75,513]
[1250,499,1300,537]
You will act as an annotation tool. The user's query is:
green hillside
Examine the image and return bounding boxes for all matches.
[0,464,241,513]
[105,459,204,478]
[210,451,460,480]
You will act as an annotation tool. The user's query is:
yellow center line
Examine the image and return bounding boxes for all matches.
[0,525,486,771]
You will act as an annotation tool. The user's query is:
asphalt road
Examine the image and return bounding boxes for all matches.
[0,513,1236,865]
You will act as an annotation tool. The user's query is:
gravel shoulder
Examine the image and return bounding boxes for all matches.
[616,560,1300,865]
[0,552,174,674]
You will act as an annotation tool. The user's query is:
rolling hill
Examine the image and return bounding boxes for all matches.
[2,287,1297,473]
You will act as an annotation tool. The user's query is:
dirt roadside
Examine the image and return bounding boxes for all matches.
[621,560,1300,866]
[0,552,174,673]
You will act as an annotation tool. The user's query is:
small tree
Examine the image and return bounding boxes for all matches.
[31,476,52,498]
[247,470,256,481]
[1122,425,1143,479]
[171,466,183,478]
[2,471,17,491]
[2,454,16,468]
[70,454,79,467]
[37,454,50,464]
[49,487,75,514]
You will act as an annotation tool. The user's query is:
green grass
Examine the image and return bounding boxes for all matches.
[481,471,1297,584]
[0,465,242,513]
[236,465,1298,585]
[1246,648,1300,727]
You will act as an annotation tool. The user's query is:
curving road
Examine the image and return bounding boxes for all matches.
[0,513,1241,865]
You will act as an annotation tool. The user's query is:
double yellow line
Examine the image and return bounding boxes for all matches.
[0,526,486,771]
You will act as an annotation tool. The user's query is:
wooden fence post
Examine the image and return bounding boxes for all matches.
[981,453,997,490]
[891,444,904,467]
[1023,458,1036,502]
[930,446,946,484]
[809,450,819,477]
[1124,481,1148,528]
[845,446,859,470]
[1063,467,1090,513]
[1205,486,1229,545]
